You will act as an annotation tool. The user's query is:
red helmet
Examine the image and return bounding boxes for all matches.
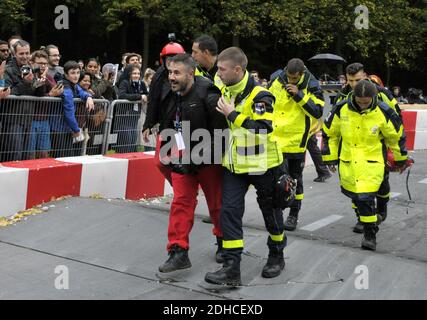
[160,42,185,65]
[369,74,384,87]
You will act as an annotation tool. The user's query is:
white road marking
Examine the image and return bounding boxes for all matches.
[300,215,344,232]
[418,178,427,184]
[390,192,402,199]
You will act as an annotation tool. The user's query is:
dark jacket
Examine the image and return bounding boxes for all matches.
[4,58,44,96]
[163,76,228,172]
[118,65,148,101]
[1,58,46,125]
[91,75,117,101]
[143,65,175,132]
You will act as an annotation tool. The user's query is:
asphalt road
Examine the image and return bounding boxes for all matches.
[0,150,426,300]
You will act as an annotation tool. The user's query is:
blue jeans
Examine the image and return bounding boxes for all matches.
[29,120,51,153]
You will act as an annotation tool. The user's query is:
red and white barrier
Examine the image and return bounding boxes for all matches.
[402,109,427,150]
[0,152,167,218]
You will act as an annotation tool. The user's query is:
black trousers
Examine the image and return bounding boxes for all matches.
[284,157,305,215]
[307,134,330,176]
[352,195,377,224]
[220,166,287,262]
[51,131,82,158]
[352,171,390,218]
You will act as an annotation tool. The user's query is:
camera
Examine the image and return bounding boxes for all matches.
[168,33,176,42]
[20,65,32,77]
[32,66,41,76]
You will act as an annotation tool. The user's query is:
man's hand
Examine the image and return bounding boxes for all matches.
[285,84,299,96]
[72,130,81,138]
[0,87,10,99]
[22,70,34,83]
[48,85,64,97]
[0,60,6,79]
[141,94,148,103]
[86,96,94,111]
[48,84,64,97]
[327,164,336,173]
[142,128,151,143]
[216,96,235,117]
[103,70,110,81]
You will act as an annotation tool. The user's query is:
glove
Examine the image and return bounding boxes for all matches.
[394,157,414,174]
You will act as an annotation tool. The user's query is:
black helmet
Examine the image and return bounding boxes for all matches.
[275,173,297,209]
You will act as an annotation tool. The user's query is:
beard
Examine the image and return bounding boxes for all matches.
[170,80,187,93]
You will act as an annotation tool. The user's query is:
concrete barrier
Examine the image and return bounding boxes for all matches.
[0,152,167,218]
[402,109,427,150]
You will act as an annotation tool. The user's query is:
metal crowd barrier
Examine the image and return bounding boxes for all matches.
[106,99,155,154]
[0,88,339,163]
[0,95,110,162]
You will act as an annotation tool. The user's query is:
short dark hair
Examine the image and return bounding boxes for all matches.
[30,50,49,62]
[64,61,80,74]
[0,40,8,46]
[250,70,259,75]
[354,79,378,98]
[194,35,218,56]
[346,62,364,75]
[168,53,197,72]
[86,58,100,67]
[79,71,91,83]
[287,58,305,74]
[126,53,141,64]
[218,47,248,70]
[13,40,30,51]
[45,44,59,55]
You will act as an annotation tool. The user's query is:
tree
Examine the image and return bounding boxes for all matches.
[0,0,31,35]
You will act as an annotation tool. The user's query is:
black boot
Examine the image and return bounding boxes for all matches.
[204,259,241,286]
[159,244,191,273]
[284,211,298,231]
[262,252,285,278]
[215,237,224,263]
[361,224,379,251]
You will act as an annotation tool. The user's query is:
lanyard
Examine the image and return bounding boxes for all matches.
[174,93,183,132]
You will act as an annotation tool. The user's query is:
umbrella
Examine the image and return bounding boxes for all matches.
[308,53,346,63]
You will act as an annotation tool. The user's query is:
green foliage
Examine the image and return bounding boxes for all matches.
[0,0,31,34]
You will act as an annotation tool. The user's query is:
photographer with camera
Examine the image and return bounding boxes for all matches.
[1,40,48,161]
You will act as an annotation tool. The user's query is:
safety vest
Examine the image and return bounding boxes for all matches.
[222,74,283,174]
[269,73,324,155]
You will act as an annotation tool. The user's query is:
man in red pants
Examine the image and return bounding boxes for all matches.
[158,53,228,273]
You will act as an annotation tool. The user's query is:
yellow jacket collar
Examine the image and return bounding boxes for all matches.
[224,71,249,100]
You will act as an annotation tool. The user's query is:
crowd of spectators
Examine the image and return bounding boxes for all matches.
[0,35,426,163]
[0,35,155,162]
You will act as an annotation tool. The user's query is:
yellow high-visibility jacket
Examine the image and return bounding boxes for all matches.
[195,66,224,91]
[269,70,325,158]
[322,94,408,196]
[222,71,283,174]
